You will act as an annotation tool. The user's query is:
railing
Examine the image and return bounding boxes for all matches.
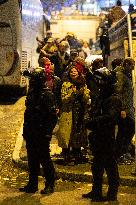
[108,14,128,44]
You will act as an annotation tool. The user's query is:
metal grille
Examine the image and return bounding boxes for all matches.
[21,50,27,71]
[21,51,27,86]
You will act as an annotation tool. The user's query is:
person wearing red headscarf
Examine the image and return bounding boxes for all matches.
[40,57,62,114]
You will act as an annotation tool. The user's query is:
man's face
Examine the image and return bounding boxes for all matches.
[70,52,78,61]
[98,61,103,69]
[59,45,66,52]
[46,32,52,38]
[125,61,135,73]
[47,41,53,47]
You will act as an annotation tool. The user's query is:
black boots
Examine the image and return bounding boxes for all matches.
[82,191,105,202]
[19,185,38,193]
[19,183,55,195]
[82,189,118,202]
[106,188,118,201]
[106,194,117,201]
[40,186,54,195]
[82,186,103,202]
[19,182,55,195]
[19,175,38,193]
[41,179,55,195]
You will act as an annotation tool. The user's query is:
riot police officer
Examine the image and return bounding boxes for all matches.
[82,67,122,201]
[19,67,58,194]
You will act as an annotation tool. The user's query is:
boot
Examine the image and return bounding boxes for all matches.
[82,191,105,202]
[106,188,118,201]
[82,181,105,202]
[107,193,117,201]
[40,185,54,195]
[19,184,38,193]
[19,175,38,193]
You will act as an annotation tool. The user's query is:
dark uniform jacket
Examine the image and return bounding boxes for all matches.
[23,86,58,140]
[86,94,122,155]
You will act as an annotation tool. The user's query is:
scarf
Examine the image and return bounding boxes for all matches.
[44,64,53,91]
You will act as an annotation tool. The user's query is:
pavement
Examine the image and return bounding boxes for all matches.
[12,135,136,188]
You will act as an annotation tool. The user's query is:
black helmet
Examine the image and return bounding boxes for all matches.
[94,67,114,83]
[25,67,46,90]
[32,67,45,80]
[94,67,116,98]
[23,67,45,79]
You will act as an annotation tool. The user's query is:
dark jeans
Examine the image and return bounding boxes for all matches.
[26,136,55,187]
[116,117,135,158]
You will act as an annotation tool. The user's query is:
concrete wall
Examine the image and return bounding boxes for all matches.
[50,16,100,42]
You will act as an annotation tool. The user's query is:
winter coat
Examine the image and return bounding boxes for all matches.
[57,81,90,148]
[114,66,134,120]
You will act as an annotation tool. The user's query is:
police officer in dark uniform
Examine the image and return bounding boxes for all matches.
[100,27,110,67]
[19,67,58,194]
[82,67,122,202]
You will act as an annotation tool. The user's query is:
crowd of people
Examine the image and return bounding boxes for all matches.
[18,30,135,202]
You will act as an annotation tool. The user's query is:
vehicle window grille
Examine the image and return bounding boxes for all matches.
[21,51,27,71]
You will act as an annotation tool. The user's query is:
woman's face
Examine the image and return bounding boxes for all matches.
[83,42,88,48]
[70,67,79,80]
